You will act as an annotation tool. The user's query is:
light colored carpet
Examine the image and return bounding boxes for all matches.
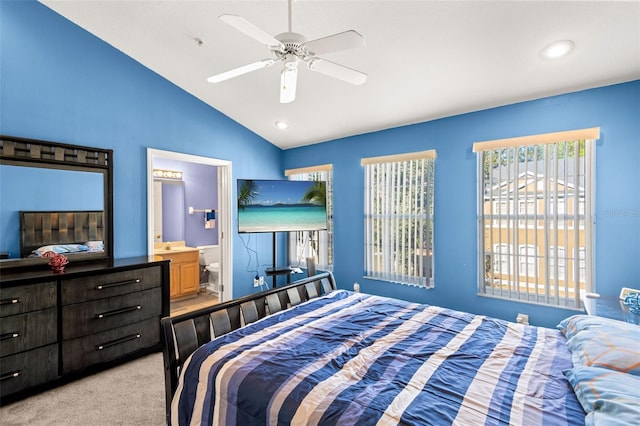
[0,352,166,426]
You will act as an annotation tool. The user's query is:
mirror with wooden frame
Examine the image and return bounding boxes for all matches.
[0,135,113,270]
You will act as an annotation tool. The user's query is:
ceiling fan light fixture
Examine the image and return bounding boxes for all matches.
[283,53,299,69]
[540,40,574,59]
[280,67,297,103]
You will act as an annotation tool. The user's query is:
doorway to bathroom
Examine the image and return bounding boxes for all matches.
[146,148,232,316]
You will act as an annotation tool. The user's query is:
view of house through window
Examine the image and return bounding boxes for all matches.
[285,164,333,271]
[362,150,436,288]
[474,128,599,308]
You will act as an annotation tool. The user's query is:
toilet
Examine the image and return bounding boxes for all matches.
[197,245,221,294]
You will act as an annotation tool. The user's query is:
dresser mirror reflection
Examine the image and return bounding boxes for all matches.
[0,135,114,270]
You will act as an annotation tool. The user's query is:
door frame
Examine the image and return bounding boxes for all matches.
[146,148,233,302]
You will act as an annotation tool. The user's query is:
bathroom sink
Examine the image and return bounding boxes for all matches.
[154,245,198,255]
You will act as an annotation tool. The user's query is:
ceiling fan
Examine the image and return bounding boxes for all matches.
[207,0,367,103]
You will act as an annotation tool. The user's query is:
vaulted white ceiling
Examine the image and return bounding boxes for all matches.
[39,1,640,150]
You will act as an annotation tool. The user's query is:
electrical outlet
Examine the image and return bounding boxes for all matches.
[253,276,260,287]
[516,313,529,325]
[259,276,264,286]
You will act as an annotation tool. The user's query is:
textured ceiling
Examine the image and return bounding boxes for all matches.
[40,1,640,149]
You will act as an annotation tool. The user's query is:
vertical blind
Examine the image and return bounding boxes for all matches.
[285,164,333,271]
[473,127,598,308]
[362,150,436,287]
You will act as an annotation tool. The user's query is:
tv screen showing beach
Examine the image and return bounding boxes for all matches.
[237,179,328,233]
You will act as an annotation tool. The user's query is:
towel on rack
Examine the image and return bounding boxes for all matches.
[205,210,216,229]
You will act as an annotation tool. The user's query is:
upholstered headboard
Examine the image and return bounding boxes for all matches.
[19,210,104,258]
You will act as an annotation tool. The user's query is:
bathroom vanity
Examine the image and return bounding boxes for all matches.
[154,241,200,299]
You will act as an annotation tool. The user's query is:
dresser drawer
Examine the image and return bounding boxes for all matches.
[0,344,58,397]
[61,266,162,305]
[0,282,57,318]
[62,287,162,340]
[62,317,160,374]
[0,308,57,357]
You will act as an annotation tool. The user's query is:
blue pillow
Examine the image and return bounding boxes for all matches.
[84,240,104,252]
[559,315,640,376]
[32,244,89,256]
[58,244,89,253]
[558,314,638,339]
[565,366,640,426]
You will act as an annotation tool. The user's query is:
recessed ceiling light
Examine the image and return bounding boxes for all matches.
[540,40,575,59]
[275,121,289,130]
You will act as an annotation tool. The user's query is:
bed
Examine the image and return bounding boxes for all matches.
[161,272,640,425]
[20,210,104,258]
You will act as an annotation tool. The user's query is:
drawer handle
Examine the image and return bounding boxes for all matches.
[95,333,141,350]
[95,305,142,319]
[0,332,20,341]
[0,370,21,381]
[95,278,142,290]
[0,298,21,306]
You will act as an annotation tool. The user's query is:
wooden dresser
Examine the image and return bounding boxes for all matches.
[0,257,169,403]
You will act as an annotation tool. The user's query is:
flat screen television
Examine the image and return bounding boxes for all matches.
[237,179,327,233]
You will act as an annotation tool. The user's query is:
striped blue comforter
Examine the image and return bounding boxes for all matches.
[172,290,585,425]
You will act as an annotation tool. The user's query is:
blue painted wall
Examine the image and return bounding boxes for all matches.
[0,166,103,258]
[283,81,640,327]
[2,2,638,325]
[0,0,281,297]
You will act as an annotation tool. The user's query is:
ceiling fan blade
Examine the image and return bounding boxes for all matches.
[301,30,365,56]
[307,58,367,85]
[207,59,275,83]
[280,66,298,103]
[219,14,284,50]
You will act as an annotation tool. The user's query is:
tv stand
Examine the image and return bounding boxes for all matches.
[265,266,294,288]
[266,232,303,288]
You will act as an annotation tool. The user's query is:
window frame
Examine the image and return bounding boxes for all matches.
[285,164,333,272]
[361,150,436,288]
[474,127,598,309]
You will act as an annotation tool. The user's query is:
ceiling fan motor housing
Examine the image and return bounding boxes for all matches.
[274,32,308,58]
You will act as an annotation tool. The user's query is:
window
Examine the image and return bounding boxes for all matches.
[518,199,536,227]
[577,248,586,283]
[549,246,566,281]
[285,164,333,271]
[362,150,436,287]
[518,245,538,278]
[475,127,598,308]
[492,244,512,277]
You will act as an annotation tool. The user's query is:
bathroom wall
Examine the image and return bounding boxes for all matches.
[153,157,219,248]
[160,181,185,242]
